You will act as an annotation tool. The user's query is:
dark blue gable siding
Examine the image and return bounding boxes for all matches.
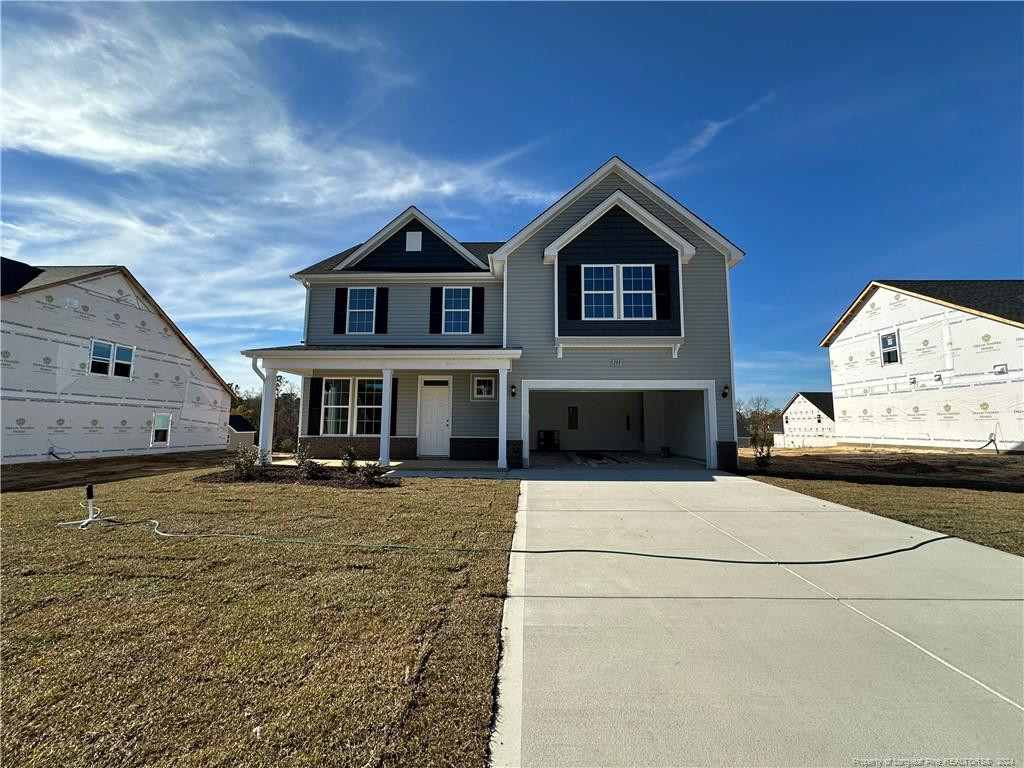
[558,206,682,336]
[349,218,483,272]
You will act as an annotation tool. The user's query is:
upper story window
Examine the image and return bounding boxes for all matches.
[406,231,422,251]
[582,265,615,319]
[347,287,376,334]
[582,264,655,320]
[880,331,900,364]
[443,287,471,334]
[621,265,654,319]
[90,339,134,378]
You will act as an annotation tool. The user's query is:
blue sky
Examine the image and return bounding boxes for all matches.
[3,2,1021,404]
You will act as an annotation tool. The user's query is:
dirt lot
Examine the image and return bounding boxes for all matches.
[1,470,520,767]
[1,450,228,492]
[739,445,1024,491]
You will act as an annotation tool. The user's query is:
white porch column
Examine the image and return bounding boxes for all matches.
[258,367,277,462]
[379,369,393,467]
[497,368,508,469]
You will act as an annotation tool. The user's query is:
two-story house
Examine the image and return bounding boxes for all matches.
[242,157,744,469]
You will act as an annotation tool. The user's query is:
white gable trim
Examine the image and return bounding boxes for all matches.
[333,206,488,271]
[490,157,745,267]
[542,190,696,265]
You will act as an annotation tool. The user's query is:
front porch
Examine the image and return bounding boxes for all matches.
[241,346,522,469]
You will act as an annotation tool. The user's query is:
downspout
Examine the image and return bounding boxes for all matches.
[251,357,266,382]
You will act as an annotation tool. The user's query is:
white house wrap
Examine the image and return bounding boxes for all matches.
[1,260,231,464]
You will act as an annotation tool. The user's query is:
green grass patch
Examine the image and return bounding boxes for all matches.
[1,470,519,767]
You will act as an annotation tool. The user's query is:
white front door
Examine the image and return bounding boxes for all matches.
[418,379,451,456]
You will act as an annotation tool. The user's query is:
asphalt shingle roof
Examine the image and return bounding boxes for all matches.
[293,242,505,276]
[791,391,835,420]
[2,258,118,296]
[878,280,1024,325]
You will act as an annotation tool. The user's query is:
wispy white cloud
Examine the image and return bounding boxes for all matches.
[650,92,776,181]
[1,4,557,388]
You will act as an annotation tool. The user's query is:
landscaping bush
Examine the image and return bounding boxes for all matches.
[277,437,296,454]
[750,428,773,473]
[342,445,359,473]
[227,445,269,481]
[358,461,388,485]
[294,442,327,480]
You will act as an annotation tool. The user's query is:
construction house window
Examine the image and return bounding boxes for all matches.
[880,331,900,364]
[151,413,171,446]
[90,340,134,378]
[567,406,579,430]
[355,379,384,435]
[321,379,351,435]
[582,265,615,319]
[346,288,376,334]
[443,287,471,334]
[471,375,496,401]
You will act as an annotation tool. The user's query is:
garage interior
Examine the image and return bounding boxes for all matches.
[529,389,708,466]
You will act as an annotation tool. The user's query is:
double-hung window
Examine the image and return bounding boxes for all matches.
[355,379,383,435]
[151,413,171,446]
[443,287,471,334]
[90,339,134,378]
[880,331,900,365]
[347,288,376,334]
[581,264,655,320]
[620,265,654,319]
[321,379,351,435]
[582,266,615,319]
[320,378,384,435]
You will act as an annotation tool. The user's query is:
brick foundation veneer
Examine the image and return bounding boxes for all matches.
[716,440,738,473]
[298,436,417,460]
[450,437,498,460]
[507,440,523,469]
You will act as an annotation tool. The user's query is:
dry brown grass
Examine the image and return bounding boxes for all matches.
[751,475,1024,557]
[1,470,520,767]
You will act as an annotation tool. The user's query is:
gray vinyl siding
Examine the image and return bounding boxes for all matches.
[299,371,499,439]
[305,282,502,345]
[505,170,736,442]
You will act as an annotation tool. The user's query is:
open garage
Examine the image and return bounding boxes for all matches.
[520,380,718,469]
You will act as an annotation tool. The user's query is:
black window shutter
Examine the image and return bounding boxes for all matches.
[374,287,389,334]
[429,287,443,334]
[390,378,398,436]
[307,377,323,436]
[471,286,485,334]
[566,265,582,320]
[655,265,672,320]
[333,288,347,334]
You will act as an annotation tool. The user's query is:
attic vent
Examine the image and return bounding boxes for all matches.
[406,231,422,252]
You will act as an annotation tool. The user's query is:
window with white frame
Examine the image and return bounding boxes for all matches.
[582,264,655,320]
[620,265,654,319]
[321,379,351,435]
[471,375,496,400]
[355,379,384,435]
[582,265,615,319]
[443,287,471,334]
[347,288,376,334]
[90,339,134,378]
[151,412,171,446]
[880,331,900,364]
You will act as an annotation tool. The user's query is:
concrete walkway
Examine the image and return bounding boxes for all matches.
[490,467,1024,767]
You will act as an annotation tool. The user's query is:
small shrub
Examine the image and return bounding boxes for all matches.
[357,461,388,485]
[342,445,359,473]
[750,428,773,473]
[294,442,327,480]
[277,437,297,454]
[227,445,269,481]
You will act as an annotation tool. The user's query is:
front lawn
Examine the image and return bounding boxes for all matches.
[751,475,1024,557]
[1,470,519,767]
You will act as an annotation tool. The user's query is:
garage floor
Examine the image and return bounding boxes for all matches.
[528,450,704,468]
[490,467,1024,767]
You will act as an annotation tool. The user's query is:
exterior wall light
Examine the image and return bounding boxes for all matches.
[511,384,517,398]
[721,385,730,399]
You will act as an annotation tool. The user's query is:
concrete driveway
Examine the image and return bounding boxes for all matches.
[490,468,1023,767]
